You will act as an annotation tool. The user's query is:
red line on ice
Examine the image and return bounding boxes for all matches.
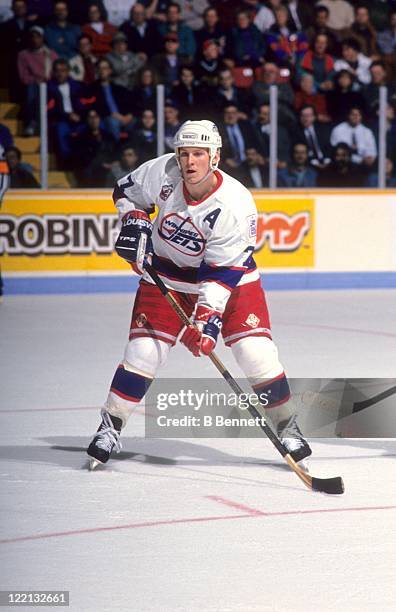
[208,496,396,519]
[278,321,396,339]
[1,503,396,546]
[0,514,254,545]
[206,495,265,515]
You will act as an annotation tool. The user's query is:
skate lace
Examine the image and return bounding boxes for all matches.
[96,410,122,454]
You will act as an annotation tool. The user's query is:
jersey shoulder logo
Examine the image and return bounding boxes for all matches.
[158,213,205,256]
[159,184,174,201]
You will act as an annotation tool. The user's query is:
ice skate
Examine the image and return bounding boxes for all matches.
[277,414,312,468]
[87,410,122,470]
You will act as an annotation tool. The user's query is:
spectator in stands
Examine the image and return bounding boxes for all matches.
[315,0,354,33]
[105,144,139,185]
[0,123,14,153]
[120,3,159,60]
[156,2,196,63]
[212,68,253,120]
[177,0,209,31]
[194,39,223,88]
[130,108,157,163]
[372,104,396,166]
[0,0,31,48]
[251,102,290,166]
[133,68,159,115]
[278,142,318,187]
[251,62,296,127]
[387,103,396,163]
[91,57,136,141]
[4,145,40,187]
[367,158,396,188]
[334,37,372,86]
[47,57,89,165]
[164,103,181,152]
[326,69,365,123]
[298,33,335,93]
[317,142,366,187]
[105,32,145,90]
[377,9,396,82]
[288,0,314,31]
[0,0,33,102]
[348,3,379,59]
[170,66,206,120]
[266,5,308,72]
[305,5,338,55]
[72,108,116,187]
[363,61,396,121]
[209,0,243,30]
[224,9,266,68]
[330,106,377,167]
[237,146,269,188]
[0,0,13,22]
[195,7,226,55]
[294,73,331,122]
[25,0,54,25]
[295,104,332,169]
[150,32,188,90]
[82,2,117,58]
[287,1,315,32]
[17,25,58,135]
[69,34,97,84]
[363,1,390,33]
[44,1,80,59]
[101,0,138,28]
[377,9,396,56]
[218,103,259,179]
[252,0,280,34]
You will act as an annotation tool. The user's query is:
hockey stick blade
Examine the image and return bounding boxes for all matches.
[285,454,345,494]
[145,263,345,495]
[312,476,345,495]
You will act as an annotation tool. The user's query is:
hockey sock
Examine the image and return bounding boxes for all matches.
[106,363,152,427]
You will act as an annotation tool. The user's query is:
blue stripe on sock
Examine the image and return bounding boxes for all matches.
[110,366,151,402]
[254,374,290,407]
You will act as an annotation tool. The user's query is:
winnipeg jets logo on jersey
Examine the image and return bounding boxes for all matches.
[114,153,260,295]
[158,213,205,256]
[159,184,174,201]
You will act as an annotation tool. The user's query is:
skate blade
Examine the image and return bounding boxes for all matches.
[298,458,310,473]
[89,458,103,471]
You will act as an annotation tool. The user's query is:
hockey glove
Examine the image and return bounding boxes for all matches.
[115,210,153,274]
[181,305,222,357]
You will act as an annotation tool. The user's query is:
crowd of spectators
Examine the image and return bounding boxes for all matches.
[1,0,396,188]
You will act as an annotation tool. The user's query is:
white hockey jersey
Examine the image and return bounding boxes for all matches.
[113,153,259,314]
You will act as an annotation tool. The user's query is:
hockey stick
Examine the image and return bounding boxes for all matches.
[144,263,344,495]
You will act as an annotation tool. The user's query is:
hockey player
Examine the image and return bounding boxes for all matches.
[87,119,312,468]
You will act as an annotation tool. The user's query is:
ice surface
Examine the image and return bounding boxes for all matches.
[0,290,395,611]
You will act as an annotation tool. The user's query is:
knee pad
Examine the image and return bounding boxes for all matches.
[231,336,284,381]
[231,336,290,409]
[106,337,171,427]
[123,336,170,378]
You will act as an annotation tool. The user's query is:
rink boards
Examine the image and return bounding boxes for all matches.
[1,189,395,292]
